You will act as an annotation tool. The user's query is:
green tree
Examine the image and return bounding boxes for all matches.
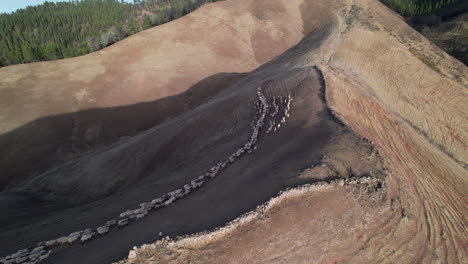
[142,15,151,30]
[126,17,140,35]
[41,43,57,60]
[21,41,34,62]
[0,0,223,67]
[13,46,23,63]
[383,0,462,16]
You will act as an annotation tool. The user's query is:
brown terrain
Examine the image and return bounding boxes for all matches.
[0,0,313,190]
[0,0,466,264]
[420,12,468,66]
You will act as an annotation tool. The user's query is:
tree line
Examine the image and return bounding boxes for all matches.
[381,0,462,16]
[0,0,221,67]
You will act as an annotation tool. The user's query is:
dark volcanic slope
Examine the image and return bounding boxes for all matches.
[0,61,384,263]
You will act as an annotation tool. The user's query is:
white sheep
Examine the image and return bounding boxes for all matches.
[67,235,80,244]
[14,256,28,264]
[118,219,129,228]
[57,236,69,245]
[38,251,51,261]
[44,240,56,247]
[106,220,117,227]
[29,251,44,261]
[30,246,44,254]
[80,232,95,243]
[97,226,109,235]
[151,198,164,205]
[164,197,175,206]
[69,231,82,237]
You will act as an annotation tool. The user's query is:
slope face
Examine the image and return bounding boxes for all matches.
[0,0,310,188]
[0,0,466,263]
[115,0,467,263]
[0,62,385,264]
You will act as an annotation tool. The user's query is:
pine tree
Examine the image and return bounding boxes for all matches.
[142,15,151,29]
[0,0,223,66]
[383,0,461,16]
[21,41,34,62]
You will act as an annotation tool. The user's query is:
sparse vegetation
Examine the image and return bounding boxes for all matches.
[381,0,462,16]
[346,5,362,29]
[360,17,381,31]
[380,0,467,65]
[346,5,379,31]
[0,0,221,67]
[409,47,441,72]
[421,13,468,65]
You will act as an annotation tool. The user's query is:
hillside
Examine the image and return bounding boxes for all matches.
[0,0,221,66]
[419,11,468,65]
[0,0,466,263]
[118,0,468,263]
[381,0,464,16]
[0,0,309,192]
[380,0,468,65]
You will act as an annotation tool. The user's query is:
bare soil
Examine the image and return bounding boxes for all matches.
[119,0,467,263]
[0,0,466,263]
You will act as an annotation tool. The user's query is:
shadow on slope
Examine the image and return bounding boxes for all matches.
[0,64,385,264]
[0,72,248,190]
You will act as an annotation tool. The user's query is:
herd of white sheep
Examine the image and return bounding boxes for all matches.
[0,82,293,264]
